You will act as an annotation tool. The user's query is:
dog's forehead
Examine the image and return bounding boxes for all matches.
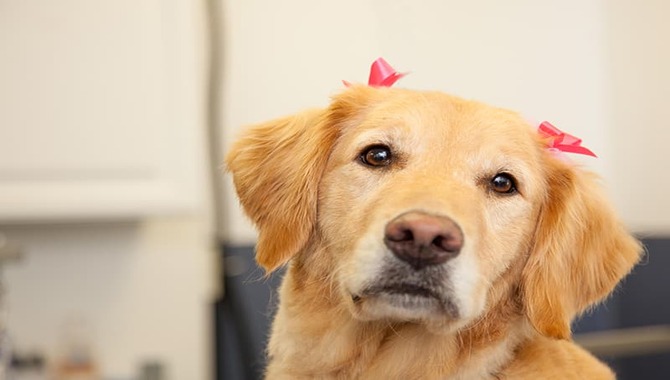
[334,88,540,156]
[377,91,526,134]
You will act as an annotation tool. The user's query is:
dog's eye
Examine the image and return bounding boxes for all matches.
[490,173,517,194]
[360,145,392,167]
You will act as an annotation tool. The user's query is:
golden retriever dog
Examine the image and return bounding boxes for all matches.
[226,85,641,379]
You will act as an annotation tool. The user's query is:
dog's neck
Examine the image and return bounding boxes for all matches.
[265,257,532,379]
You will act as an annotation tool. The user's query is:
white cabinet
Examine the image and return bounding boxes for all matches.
[0,0,206,220]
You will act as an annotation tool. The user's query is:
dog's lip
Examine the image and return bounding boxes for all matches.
[357,283,441,300]
[352,282,460,319]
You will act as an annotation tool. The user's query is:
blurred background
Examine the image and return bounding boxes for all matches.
[0,0,668,379]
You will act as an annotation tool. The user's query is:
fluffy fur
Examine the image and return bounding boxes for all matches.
[226,86,641,379]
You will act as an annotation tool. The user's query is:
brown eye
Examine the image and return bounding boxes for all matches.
[490,173,517,194]
[360,145,392,167]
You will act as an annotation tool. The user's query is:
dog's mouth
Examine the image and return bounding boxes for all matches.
[347,258,461,322]
[359,283,441,300]
[352,282,459,320]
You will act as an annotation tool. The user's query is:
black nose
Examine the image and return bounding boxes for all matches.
[384,211,463,270]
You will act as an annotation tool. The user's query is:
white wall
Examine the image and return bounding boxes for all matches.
[3,218,216,380]
[222,0,626,243]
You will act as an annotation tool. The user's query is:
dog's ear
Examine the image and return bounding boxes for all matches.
[225,109,337,273]
[522,157,642,339]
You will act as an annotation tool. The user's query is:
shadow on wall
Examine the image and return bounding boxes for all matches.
[216,245,283,380]
[573,238,670,379]
[217,238,670,380]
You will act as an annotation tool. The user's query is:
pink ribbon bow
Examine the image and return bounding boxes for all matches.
[538,121,597,157]
[343,57,406,87]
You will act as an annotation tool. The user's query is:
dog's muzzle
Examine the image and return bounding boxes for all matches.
[351,211,465,320]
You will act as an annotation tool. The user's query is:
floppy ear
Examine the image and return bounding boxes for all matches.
[225,109,337,273]
[522,157,642,339]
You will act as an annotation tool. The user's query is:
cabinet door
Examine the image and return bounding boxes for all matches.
[0,0,205,221]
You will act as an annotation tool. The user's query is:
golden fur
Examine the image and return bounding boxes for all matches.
[226,86,641,379]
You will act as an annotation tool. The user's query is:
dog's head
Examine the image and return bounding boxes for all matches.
[226,86,641,339]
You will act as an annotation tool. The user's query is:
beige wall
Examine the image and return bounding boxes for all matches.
[605,0,670,234]
[222,1,670,241]
[221,0,631,243]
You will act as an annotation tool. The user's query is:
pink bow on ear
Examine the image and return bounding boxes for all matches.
[538,121,597,157]
[343,57,406,87]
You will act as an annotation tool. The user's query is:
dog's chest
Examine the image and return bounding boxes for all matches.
[353,327,517,380]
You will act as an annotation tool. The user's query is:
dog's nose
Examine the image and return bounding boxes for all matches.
[384,211,463,270]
